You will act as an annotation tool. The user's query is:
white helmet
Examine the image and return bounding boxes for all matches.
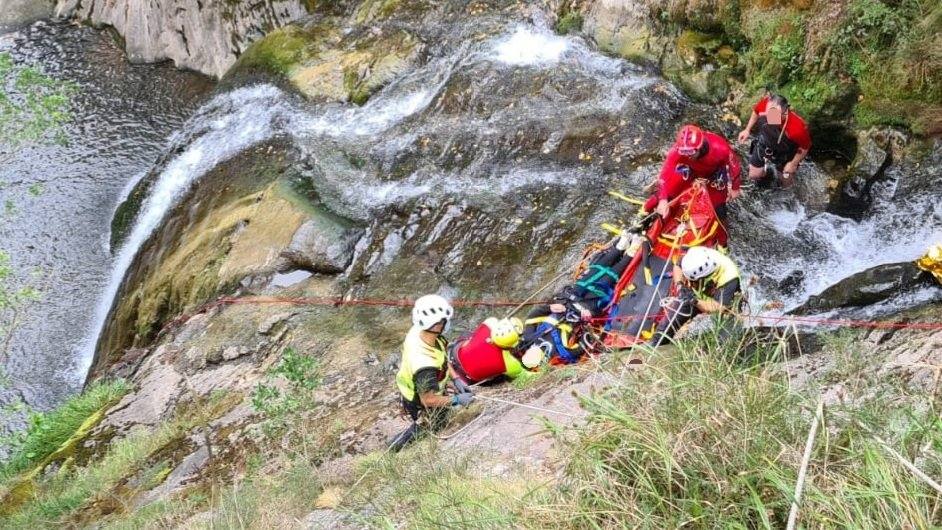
[681,246,719,281]
[412,294,454,330]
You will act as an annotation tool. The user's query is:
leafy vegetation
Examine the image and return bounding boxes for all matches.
[556,11,584,35]
[251,346,322,437]
[648,0,940,133]
[0,390,235,526]
[0,52,73,157]
[0,380,129,481]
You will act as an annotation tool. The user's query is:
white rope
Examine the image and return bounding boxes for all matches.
[474,394,580,418]
[786,399,824,530]
[869,431,942,495]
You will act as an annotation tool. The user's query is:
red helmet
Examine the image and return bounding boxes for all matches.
[675,124,706,157]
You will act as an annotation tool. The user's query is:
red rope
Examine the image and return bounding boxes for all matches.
[157,295,554,336]
[159,294,942,337]
[590,312,942,331]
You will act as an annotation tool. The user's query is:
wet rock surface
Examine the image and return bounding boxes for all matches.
[0,0,53,30]
[282,220,362,274]
[794,262,936,315]
[829,128,908,219]
[21,0,942,522]
[95,1,703,366]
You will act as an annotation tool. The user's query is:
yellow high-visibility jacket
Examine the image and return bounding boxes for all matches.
[396,326,448,402]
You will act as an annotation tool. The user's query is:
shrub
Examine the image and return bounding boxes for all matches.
[251,347,322,437]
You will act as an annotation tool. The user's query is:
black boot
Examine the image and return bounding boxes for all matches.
[388,422,420,452]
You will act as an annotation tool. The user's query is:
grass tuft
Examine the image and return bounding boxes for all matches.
[0,379,129,481]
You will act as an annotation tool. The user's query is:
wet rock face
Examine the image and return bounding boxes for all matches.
[793,262,935,314]
[96,1,701,366]
[54,0,310,78]
[829,128,907,219]
[281,15,690,303]
[0,0,54,30]
[281,220,362,274]
[583,0,661,63]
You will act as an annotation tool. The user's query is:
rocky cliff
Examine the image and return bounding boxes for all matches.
[2,0,941,526]
[54,0,312,77]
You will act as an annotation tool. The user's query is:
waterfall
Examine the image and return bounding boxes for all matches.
[75,85,291,377]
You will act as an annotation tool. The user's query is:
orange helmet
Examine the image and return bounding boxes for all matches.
[675,124,706,157]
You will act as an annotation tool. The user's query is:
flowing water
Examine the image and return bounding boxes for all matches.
[0,21,212,419]
[4,16,942,425]
[736,172,942,315]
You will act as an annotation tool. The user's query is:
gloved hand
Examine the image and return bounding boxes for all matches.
[451,392,475,407]
[452,377,471,394]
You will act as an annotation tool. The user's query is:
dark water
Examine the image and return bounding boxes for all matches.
[0,20,213,418]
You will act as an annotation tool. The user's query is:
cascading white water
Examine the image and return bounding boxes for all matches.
[492,26,570,66]
[750,186,942,315]
[76,85,291,377]
[79,81,445,378]
[78,21,942,382]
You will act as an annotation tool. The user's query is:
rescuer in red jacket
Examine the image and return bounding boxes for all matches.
[643,124,742,245]
[737,93,812,188]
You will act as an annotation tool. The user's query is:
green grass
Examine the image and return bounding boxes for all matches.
[198,459,324,529]
[0,390,238,527]
[0,379,129,481]
[7,327,942,527]
[349,442,552,528]
[3,417,188,526]
[344,329,942,528]
[98,496,203,530]
[546,333,942,528]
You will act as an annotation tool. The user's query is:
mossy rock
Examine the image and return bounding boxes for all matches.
[0,404,113,515]
[227,18,422,105]
[95,144,323,371]
[674,30,724,67]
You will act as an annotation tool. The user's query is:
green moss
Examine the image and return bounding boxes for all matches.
[779,74,848,121]
[343,67,371,105]
[234,26,311,76]
[1,396,233,527]
[555,12,584,35]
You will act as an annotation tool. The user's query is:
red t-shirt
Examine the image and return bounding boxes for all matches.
[454,322,507,383]
[645,131,742,211]
[753,96,812,151]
